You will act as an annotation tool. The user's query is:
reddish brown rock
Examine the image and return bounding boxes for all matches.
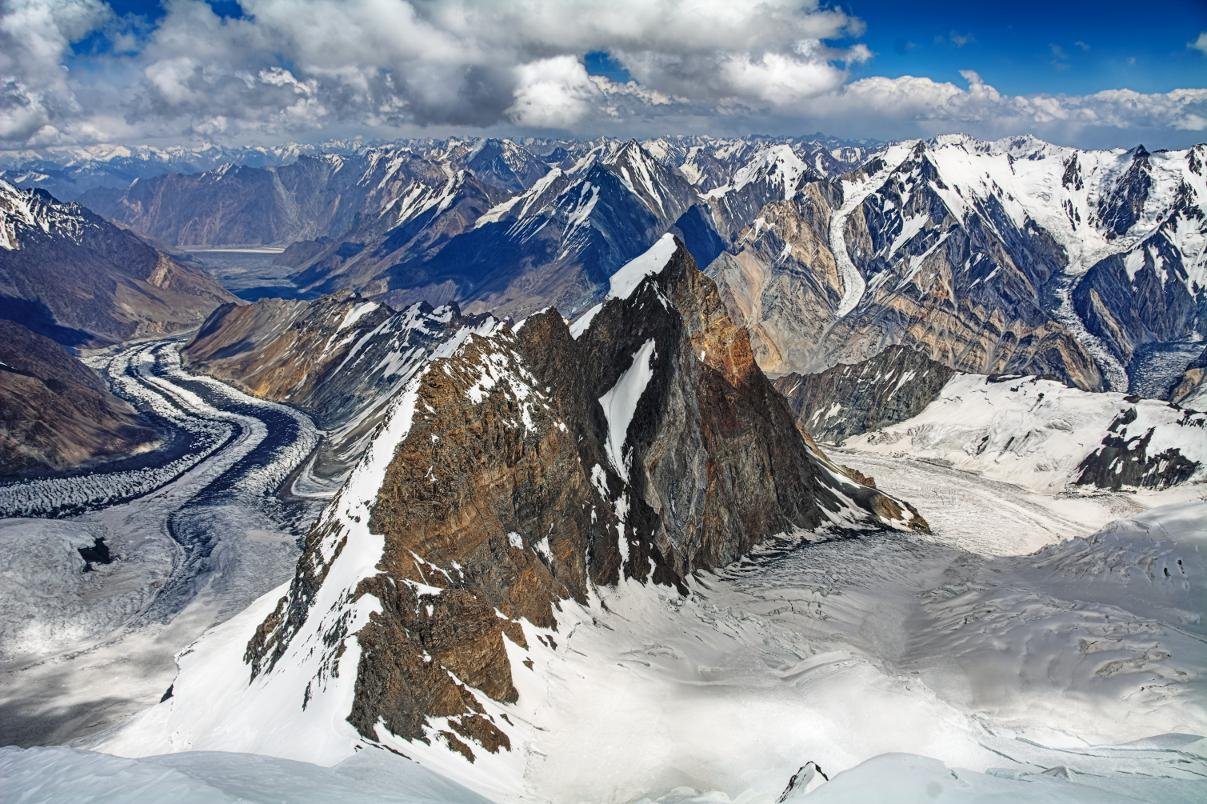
[245,239,926,762]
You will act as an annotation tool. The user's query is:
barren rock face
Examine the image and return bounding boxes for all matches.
[184,296,472,478]
[243,239,925,762]
[0,179,233,346]
[1169,346,1207,409]
[711,140,1207,395]
[774,345,956,443]
[0,320,158,478]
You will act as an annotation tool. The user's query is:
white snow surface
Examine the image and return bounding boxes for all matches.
[844,372,1207,492]
[599,338,658,481]
[0,746,486,803]
[96,424,1207,802]
[335,300,379,332]
[605,232,679,300]
[570,233,678,338]
[104,376,425,766]
[704,143,808,201]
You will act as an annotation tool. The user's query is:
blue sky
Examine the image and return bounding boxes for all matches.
[842,0,1207,95]
[5,1,1205,152]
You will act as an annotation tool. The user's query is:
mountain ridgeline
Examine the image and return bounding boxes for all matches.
[129,239,925,766]
[0,178,233,346]
[60,133,1205,397]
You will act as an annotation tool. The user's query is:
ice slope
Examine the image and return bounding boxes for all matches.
[0,746,486,803]
[98,438,1207,802]
[599,338,658,480]
[798,748,1207,803]
[0,338,320,747]
[844,372,1207,492]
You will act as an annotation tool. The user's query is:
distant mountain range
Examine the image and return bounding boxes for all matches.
[715,135,1206,394]
[4,132,1204,405]
[0,177,233,346]
[110,237,925,766]
[0,177,234,474]
[23,132,1195,395]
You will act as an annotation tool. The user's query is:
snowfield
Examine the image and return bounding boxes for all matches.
[96,449,1207,802]
[3,337,1206,802]
[843,372,1207,493]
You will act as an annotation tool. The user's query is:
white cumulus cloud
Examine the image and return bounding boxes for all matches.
[0,0,1202,152]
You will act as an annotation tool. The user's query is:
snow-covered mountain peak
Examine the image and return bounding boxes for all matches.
[705,143,809,202]
[0,178,95,251]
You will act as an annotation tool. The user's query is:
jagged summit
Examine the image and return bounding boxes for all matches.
[108,237,923,772]
[712,132,1207,393]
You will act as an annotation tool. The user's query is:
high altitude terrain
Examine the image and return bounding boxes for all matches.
[0,132,1204,802]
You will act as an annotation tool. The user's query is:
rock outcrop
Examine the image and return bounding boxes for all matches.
[773,345,956,442]
[1169,346,1207,410]
[184,295,471,478]
[0,179,233,345]
[1074,404,1206,490]
[222,238,924,765]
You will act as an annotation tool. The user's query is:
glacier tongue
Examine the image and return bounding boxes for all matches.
[830,142,916,318]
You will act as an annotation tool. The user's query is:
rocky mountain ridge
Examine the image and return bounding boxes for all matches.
[0,320,159,479]
[774,345,956,443]
[183,295,474,479]
[10,132,1204,401]
[118,238,925,770]
[714,135,1206,393]
[0,178,233,345]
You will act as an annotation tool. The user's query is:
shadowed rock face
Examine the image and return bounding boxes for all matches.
[773,345,957,443]
[243,240,925,762]
[1169,346,1207,409]
[0,180,233,346]
[1074,180,1207,372]
[0,320,157,478]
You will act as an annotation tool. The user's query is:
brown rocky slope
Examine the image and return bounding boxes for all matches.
[241,237,926,763]
[0,320,158,478]
[0,178,233,345]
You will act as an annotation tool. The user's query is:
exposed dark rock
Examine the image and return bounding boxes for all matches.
[0,179,233,345]
[1074,406,1205,490]
[78,537,112,571]
[243,240,926,762]
[1169,345,1207,409]
[0,320,158,478]
[773,345,956,442]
